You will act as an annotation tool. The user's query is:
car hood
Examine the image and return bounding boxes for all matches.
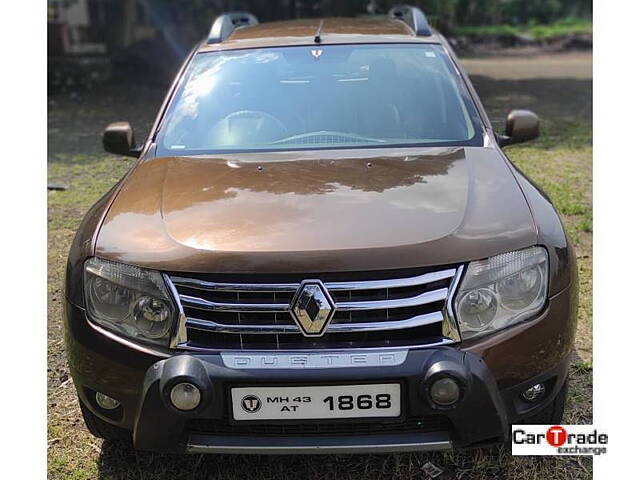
[96,147,537,273]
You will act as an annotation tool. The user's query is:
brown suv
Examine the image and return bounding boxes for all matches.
[64,6,577,454]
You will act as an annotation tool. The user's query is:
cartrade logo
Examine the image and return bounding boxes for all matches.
[512,425,608,456]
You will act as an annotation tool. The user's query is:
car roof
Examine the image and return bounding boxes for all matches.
[198,16,445,52]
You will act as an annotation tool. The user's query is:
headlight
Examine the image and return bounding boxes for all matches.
[84,257,177,346]
[454,246,548,340]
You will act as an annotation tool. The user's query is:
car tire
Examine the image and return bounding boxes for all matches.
[79,398,131,442]
[519,379,568,425]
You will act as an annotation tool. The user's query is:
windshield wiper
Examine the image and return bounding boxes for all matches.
[270,131,387,146]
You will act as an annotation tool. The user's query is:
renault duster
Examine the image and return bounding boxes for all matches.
[64,6,578,454]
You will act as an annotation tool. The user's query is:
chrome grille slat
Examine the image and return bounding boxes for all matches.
[187,318,300,334]
[167,266,463,350]
[180,289,447,313]
[179,294,290,312]
[325,269,456,291]
[186,311,443,335]
[335,289,448,311]
[169,269,456,293]
[171,276,299,292]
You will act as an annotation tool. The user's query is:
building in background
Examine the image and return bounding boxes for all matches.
[48,0,106,56]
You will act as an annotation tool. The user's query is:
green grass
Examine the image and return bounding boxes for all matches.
[507,118,592,365]
[452,18,592,40]
[509,119,592,244]
[48,155,132,230]
[528,18,593,40]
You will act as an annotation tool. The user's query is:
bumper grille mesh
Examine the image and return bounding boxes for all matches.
[186,415,453,437]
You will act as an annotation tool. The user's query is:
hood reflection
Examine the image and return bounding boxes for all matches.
[159,148,467,251]
[96,146,538,273]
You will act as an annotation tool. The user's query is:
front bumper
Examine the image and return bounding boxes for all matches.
[64,285,575,454]
[135,348,513,453]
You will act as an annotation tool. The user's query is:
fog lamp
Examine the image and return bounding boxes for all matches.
[429,377,460,406]
[95,392,120,410]
[521,383,546,402]
[170,382,201,411]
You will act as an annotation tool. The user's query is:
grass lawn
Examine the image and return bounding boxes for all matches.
[47,80,592,479]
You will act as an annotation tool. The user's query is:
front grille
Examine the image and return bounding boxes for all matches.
[186,415,453,437]
[166,266,461,350]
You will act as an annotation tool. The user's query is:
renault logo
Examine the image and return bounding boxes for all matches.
[290,280,336,336]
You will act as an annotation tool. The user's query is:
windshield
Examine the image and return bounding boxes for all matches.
[157,44,484,154]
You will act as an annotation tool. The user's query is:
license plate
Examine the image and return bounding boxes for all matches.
[231,384,401,421]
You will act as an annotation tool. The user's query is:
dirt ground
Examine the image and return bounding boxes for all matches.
[47,52,593,479]
[463,52,592,80]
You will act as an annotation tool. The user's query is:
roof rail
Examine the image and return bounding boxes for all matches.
[207,11,259,44]
[388,5,432,37]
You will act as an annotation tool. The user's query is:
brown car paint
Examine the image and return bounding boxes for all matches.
[95,146,536,271]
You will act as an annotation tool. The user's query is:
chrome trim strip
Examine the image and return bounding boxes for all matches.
[164,273,188,348]
[325,269,456,291]
[443,266,464,343]
[220,349,409,369]
[176,338,455,352]
[327,312,443,332]
[186,311,443,335]
[335,288,447,311]
[170,268,456,293]
[179,288,447,313]
[179,294,290,312]
[186,437,452,455]
[187,318,298,334]
[171,276,299,292]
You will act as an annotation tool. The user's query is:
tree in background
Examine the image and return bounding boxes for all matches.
[49,0,591,89]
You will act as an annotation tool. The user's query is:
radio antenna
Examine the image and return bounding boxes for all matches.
[314,19,324,43]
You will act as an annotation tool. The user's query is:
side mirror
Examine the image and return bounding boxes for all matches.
[102,122,141,158]
[498,110,540,147]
